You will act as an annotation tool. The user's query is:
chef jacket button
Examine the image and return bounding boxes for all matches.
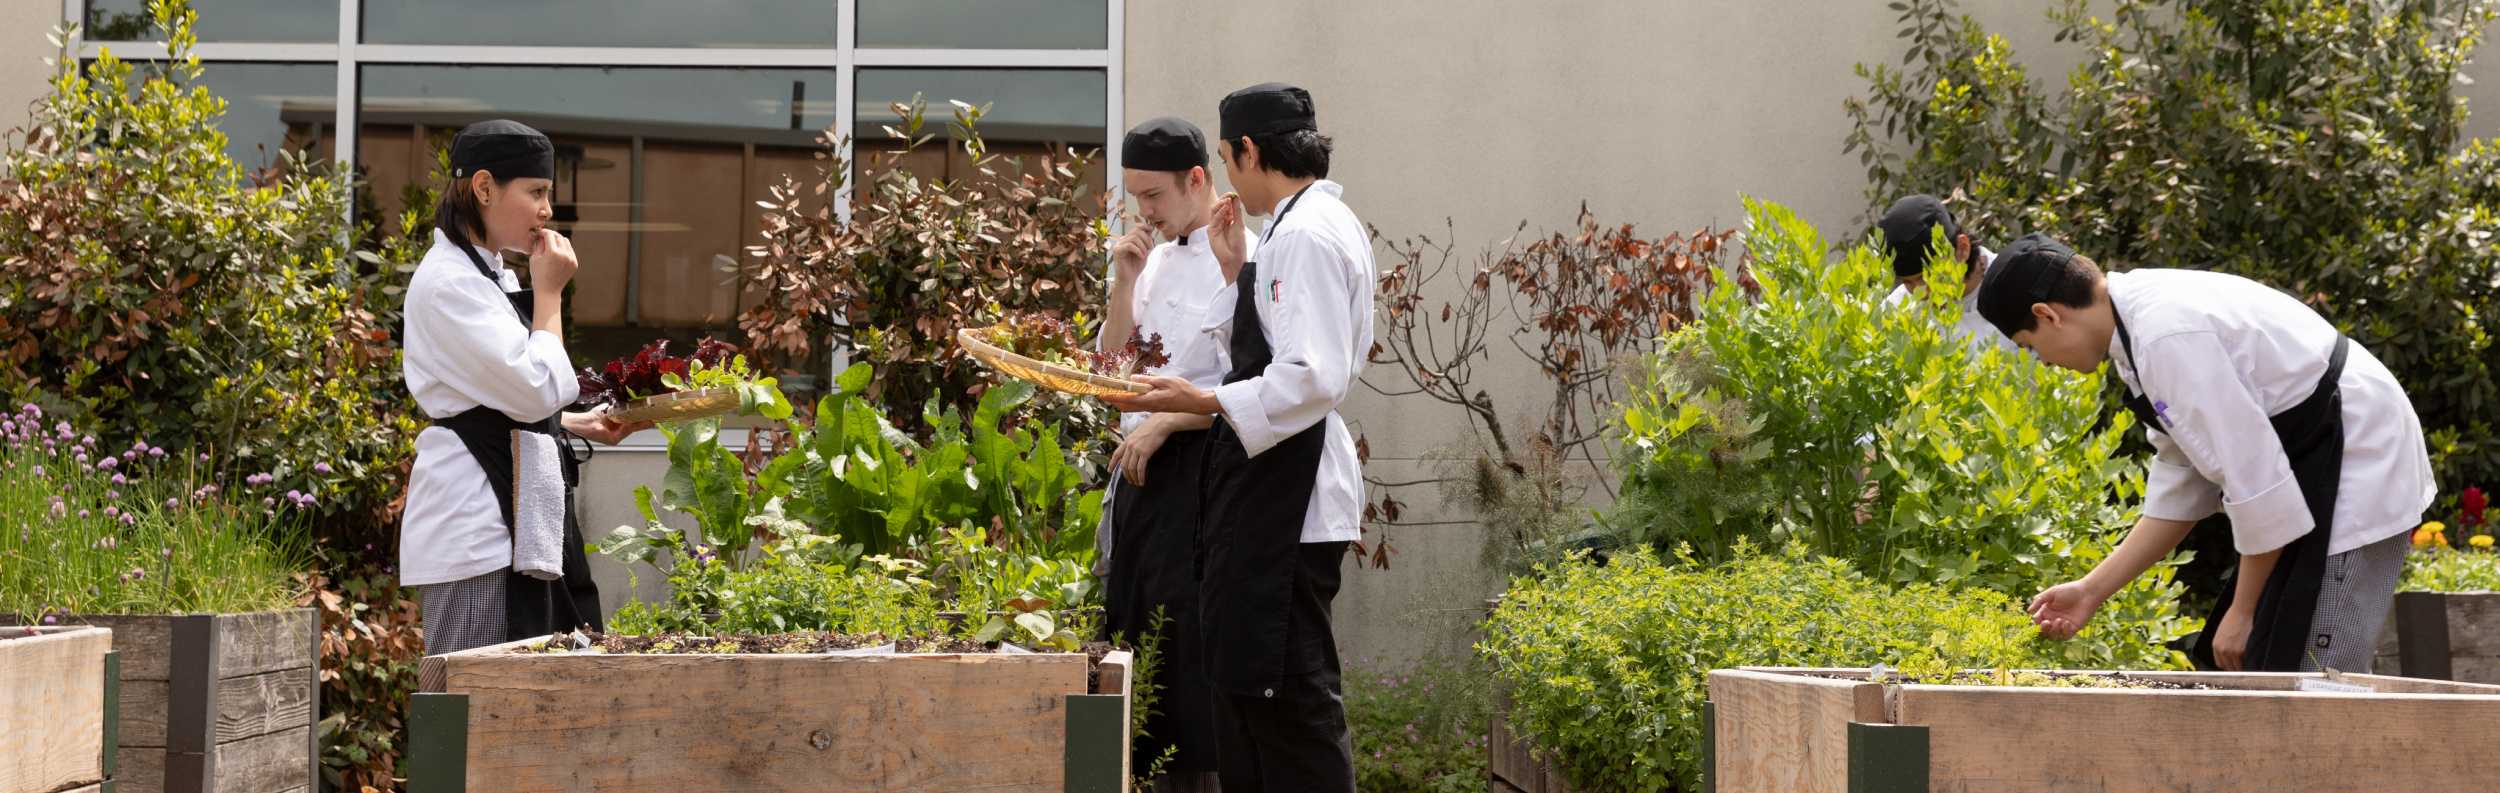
[1166,298,1178,307]
[1263,688,1274,698]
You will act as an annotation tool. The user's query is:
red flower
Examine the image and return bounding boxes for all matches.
[2466,487,2488,528]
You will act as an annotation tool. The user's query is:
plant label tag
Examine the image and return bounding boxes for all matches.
[2296,677,2376,694]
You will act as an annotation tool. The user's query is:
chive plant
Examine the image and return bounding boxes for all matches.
[0,404,304,621]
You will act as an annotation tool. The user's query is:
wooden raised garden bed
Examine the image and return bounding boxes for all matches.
[0,626,117,793]
[3,610,318,793]
[2374,590,2500,683]
[1708,666,2500,792]
[408,634,1134,792]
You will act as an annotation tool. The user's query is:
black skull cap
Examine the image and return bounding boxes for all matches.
[1877,194,1964,279]
[1976,232,2082,338]
[449,120,554,182]
[1219,82,1318,141]
[1123,116,1207,172]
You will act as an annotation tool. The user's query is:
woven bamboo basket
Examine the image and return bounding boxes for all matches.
[956,328,1150,396]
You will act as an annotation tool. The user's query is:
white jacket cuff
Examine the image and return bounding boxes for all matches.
[2222,474,2317,554]
[2143,457,2223,522]
[1215,382,1277,456]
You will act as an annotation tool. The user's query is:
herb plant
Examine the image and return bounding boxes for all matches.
[1479,543,2052,793]
[1344,650,1490,793]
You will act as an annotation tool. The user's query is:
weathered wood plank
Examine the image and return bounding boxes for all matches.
[0,615,175,681]
[119,746,164,793]
[212,725,312,793]
[213,609,316,679]
[444,651,1087,791]
[0,627,109,793]
[1708,669,1872,793]
[1098,650,1133,793]
[2443,592,2500,656]
[214,667,314,744]
[120,679,168,748]
[1899,682,2500,792]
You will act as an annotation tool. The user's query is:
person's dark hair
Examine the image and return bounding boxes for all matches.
[2002,253,2104,334]
[434,171,517,250]
[1225,129,1333,179]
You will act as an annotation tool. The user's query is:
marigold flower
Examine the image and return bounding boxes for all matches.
[2473,534,2494,549]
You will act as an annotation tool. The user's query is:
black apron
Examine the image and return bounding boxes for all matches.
[2115,306,2348,672]
[433,238,604,639]
[1197,185,1339,699]
[1104,428,1217,774]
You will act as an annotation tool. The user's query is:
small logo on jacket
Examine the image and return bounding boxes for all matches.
[1269,279,1282,303]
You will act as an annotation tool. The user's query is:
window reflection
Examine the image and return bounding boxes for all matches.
[355,65,840,367]
[857,0,1106,50]
[854,68,1105,189]
[84,0,336,43]
[361,0,837,48]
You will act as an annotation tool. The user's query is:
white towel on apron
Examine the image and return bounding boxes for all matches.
[510,429,567,580]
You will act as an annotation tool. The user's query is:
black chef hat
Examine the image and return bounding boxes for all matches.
[1219,82,1317,141]
[1123,116,1206,172]
[1976,232,2083,338]
[448,120,554,182]
[1877,194,1965,279]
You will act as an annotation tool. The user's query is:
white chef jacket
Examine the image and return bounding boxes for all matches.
[399,230,580,586]
[1108,225,1248,436]
[2106,269,2433,556]
[1201,181,1372,544]
[1884,247,2018,353]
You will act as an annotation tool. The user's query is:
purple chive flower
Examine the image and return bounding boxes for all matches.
[165,498,178,509]
[119,513,135,525]
[120,450,136,461]
[102,507,117,517]
[52,422,68,435]
[76,510,88,518]
[97,457,115,470]
[105,490,118,499]
[313,462,332,474]
[40,614,55,625]
[197,453,209,462]
[148,447,164,458]
[262,497,275,506]
[30,466,41,476]
[110,474,125,485]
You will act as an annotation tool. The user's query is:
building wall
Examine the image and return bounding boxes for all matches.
[0,0,59,133]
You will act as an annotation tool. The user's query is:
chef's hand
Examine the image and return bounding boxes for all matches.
[562,404,653,446]
[1208,194,1249,271]
[1101,374,1222,416]
[2213,600,2254,671]
[1112,224,1155,285]
[528,228,579,291]
[2027,580,2104,640]
[1110,419,1171,486]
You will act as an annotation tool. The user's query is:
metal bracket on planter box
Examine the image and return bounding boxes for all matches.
[1064,693,1127,793]
[407,692,470,793]
[2395,590,2454,681]
[1847,721,1929,793]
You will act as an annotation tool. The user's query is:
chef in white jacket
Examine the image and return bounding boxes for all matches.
[1106,83,1368,792]
[1096,115,1246,791]
[1876,194,2017,353]
[400,120,648,655]
[1999,234,2433,672]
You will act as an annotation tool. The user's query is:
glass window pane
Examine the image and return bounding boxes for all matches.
[858,0,1105,49]
[84,0,337,43]
[106,61,337,170]
[361,0,836,47]
[360,65,841,367]
[855,68,1105,145]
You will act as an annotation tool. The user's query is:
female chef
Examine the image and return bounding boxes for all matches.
[400,120,650,654]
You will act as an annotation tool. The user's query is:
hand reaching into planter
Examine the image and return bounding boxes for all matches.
[2027,581,2103,639]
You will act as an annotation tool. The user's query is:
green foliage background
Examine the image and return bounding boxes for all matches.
[1846,0,2500,489]
[0,2,417,553]
[1610,199,2199,670]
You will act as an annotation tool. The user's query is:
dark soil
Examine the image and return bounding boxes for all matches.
[1808,670,2218,690]
[519,631,1016,656]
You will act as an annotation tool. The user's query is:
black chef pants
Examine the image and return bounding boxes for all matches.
[1207,541,1353,793]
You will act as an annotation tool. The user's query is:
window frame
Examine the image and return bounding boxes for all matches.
[66,0,1129,224]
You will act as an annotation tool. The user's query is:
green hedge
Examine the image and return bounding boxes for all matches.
[1479,544,2049,793]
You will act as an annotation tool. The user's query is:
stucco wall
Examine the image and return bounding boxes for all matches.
[0,0,59,134]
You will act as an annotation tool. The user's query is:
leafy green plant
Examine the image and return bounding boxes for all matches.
[1610,199,2197,669]
[1479,543,2053,793]
[0,406,306,619]
[1345,650,1490,793]
[971,595,1082,651]
[607,534,944,637]
[2403,545,2500,592]
[1846,0,2500,491]
[0,0,418,554]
